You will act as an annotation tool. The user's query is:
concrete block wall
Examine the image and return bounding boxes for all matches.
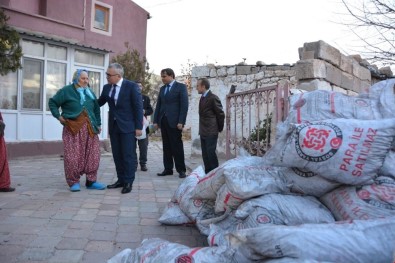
[296,40,372,94]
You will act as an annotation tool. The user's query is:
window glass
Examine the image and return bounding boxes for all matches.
[75,49,104,66]
[46,62,67,111]
[22,59,43,110]
[88,71,101,96]
[47,44,67,60]
[94,4,109,31]
[0,72,18,109]
[22,40,44,57]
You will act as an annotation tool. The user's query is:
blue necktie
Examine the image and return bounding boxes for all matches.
[110,85,116,102]
[164,84,170,95]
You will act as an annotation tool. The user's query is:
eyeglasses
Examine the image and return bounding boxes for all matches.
[106,73,119,77]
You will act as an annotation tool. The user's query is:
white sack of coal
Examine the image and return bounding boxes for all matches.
[224,166,288,199]
[133,238,235,263]
[263,258,333,263]
[171,165,204,203]
[215,184,245,213]
[226,217,395,263]
[158,201,193,225]
[287,90,381,124]
[214,166,289,212]
[264,118,395,185]
[234,194,334,227]
[279,167,340,197]
[379,150,395,178]
[107,248,134,263]
[373,78,395,118]
[320,176,395,220]
[176,168,221,223]
[191,154,263,200]
[207,193,334,247]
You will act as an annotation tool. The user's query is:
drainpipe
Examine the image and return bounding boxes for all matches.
[82,0,86,27]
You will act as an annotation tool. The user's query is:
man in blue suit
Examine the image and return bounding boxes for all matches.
[153,68,188,178]
[98,63,143,193]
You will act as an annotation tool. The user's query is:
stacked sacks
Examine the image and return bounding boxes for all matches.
[112,79,395,263]
[158,166,204,225]
[206,193,335,246]
[108,238,235,263]
[226,217,395,263]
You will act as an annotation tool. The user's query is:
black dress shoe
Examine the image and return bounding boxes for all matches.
[157,170,173,176]
[0,187,15,192]
[107,181,124,189]
[141,164,148,171]
[179,172,186,178]
[121,183,132,194]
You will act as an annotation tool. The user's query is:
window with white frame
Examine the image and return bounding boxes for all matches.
[0,72,18,109]
[91,1,112,36]
[22,58,43,110]
[75,49,105,67]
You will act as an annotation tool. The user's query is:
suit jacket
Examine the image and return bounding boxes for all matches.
[199,90,225,136]
[98,79,143,134]
[154,81,188,128]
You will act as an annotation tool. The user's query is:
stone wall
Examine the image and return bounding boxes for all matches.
[187,40,393,159]
[188,64,297,158]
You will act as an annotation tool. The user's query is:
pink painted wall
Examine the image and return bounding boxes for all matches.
[0,0,148,58]
[0,0,40,14]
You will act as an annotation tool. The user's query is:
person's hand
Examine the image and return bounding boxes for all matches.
[136,129,142,137]
[153,123,159,130]
[177,123,183,130]
[58,116,66,124]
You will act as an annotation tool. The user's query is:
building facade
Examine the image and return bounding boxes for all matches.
[0,0,149,158]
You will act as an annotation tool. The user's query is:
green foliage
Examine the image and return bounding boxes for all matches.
[111,42,152,95]
[249,113,272,143]
[0,8,22,76]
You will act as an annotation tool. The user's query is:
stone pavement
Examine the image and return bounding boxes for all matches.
[0,140,207,263]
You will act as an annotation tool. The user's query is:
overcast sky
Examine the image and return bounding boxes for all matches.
[132,0,360,75]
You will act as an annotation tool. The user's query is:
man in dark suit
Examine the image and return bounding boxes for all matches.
[98,63,143,194]
[197,78,225,174]
[136,81,153,172]
[153,68,188,178]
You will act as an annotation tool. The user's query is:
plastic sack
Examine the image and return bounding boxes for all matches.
[320,176,395,220]
[264,118,395,185]
[226,218,395,263]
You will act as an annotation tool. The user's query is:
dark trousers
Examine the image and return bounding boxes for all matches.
[161,116,186,173]
[200,134,219,174]
[136,136,148,165]
[110,121,137,184]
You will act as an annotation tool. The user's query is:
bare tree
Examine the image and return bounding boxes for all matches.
[111,42,152,94]
[340,0,394,66]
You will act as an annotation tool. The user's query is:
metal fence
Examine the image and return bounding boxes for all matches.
[225,81,289,159]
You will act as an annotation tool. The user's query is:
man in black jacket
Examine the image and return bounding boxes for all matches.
[136,81,153,171]
[197,78,225,174]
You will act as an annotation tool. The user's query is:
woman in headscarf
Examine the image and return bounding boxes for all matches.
[49,69,105,192]
[0,112,15,192]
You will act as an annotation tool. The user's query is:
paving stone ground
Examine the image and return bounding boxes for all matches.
[0,140,207,263]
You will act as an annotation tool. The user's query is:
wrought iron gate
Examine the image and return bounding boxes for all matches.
[225,81,289,159]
